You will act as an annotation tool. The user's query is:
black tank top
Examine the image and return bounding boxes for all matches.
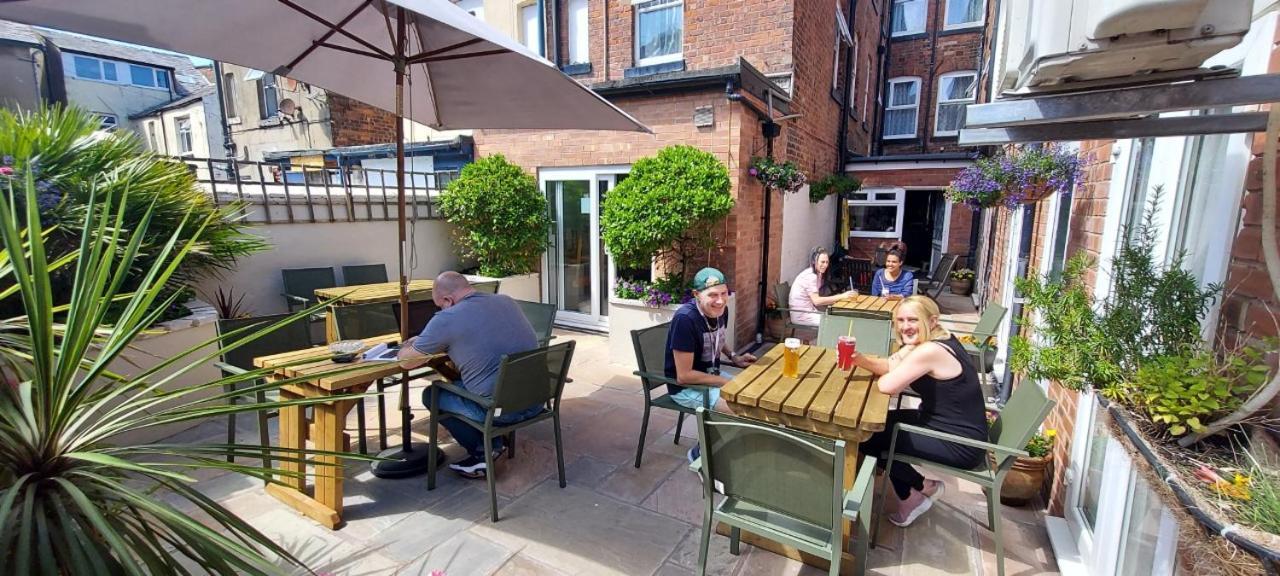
[912,336,988,441]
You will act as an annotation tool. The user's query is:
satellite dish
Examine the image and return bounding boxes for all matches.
[278,98,298,118]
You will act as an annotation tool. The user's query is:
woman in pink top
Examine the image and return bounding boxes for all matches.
[788,246,858,328]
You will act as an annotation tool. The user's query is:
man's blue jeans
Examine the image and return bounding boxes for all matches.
[429,386,544,457]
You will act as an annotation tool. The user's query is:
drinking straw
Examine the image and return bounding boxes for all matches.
[847,320,853,338]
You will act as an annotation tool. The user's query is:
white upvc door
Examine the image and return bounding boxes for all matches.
[540,166,629,330]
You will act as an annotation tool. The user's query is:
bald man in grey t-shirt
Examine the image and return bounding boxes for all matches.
[398,271,540,478]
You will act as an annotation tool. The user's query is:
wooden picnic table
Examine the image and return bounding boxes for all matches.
[720,343,891,573]
[315,280,434,343]
[829,294,899,318]
[254,334,407,529]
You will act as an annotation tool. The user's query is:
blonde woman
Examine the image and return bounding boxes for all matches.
[851,295,987,527]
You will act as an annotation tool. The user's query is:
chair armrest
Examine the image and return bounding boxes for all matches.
[842,455,877,518]
[213,361,249,376]
[633,370,679,387]
[431,380,494,408]
[894,423,1029,458]
[281,292,309,304]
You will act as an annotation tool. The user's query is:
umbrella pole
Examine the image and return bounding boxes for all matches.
[372,7,432,478]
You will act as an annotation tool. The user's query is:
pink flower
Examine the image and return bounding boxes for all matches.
[0,167,12,176]
[430,571,447,576]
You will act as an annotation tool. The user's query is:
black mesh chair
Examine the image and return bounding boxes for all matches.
[342,263,389,286]
[427,341,576,521]
[213,313,312,473]
[332,302,401,453]
[281,267,337,312]
[844,257,877,294]
[515,299,557,347]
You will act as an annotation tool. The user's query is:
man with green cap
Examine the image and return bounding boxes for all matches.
[664,267,757,462]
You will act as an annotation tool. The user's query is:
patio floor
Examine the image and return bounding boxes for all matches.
[163,298,1059,576]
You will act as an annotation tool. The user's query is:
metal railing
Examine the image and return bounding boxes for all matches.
[177,156,458,224]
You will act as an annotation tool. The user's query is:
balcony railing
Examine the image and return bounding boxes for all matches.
[177,156,458,224]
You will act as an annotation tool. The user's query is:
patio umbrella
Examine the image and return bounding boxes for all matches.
[0,0,649,477]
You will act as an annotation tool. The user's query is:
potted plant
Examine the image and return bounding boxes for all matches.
[439,154,551,301]
[749,156,807,194]
[999,427,1056,506]
[949,267,975,296]
[601,145,734,366]
[808,173,860,204]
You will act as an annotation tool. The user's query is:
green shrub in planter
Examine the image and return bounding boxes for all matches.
[440,154,550,277]
[601,145,732,279]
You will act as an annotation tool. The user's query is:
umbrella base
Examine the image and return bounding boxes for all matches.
[370,442,434,479]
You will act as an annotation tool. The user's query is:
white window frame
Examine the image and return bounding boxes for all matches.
[222,72,239,123]
[934,70,977,136]
[848,32,859,108]
[63,54,171,91]
[518,1,544,57]
[847,187,906,238]
[633,0,683,67]
[174,115,193,157]
[833,4,853,93]
[883,77,920,139]
[891,0,926,37]
[567,0,590,64]
[943,0,985,31]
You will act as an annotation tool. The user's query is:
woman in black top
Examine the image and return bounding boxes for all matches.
[852,295,988,527]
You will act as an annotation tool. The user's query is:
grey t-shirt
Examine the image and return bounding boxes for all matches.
[412,292,539,396]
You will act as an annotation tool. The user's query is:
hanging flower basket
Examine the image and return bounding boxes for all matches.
[947,144,1084,210]
[749,156,807,194]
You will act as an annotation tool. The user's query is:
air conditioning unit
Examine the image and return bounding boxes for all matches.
[998,0,1252,93]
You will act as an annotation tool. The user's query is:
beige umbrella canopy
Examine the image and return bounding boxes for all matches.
[0,0,649,475]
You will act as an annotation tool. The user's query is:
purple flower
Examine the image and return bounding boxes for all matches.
[748,167,758,177]
[0,155,12,168]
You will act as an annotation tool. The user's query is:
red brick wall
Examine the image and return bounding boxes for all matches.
[877,0,986,154]
[475,90,780,347]
[1221,128,1280,347]
[328,92,398,147]
[841,0,889,158]
[845,165,974,263]
[559,0,795,86]
[785,0,848,179]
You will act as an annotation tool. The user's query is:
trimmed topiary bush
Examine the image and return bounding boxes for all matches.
[601,145,733,280]
[439,154,550,277]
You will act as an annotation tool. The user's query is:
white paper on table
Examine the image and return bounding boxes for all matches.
[361,343,400,362]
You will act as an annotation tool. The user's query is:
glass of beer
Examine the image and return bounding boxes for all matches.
[783,338,801,378]
[837,335,857,371]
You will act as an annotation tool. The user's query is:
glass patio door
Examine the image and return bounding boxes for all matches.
[541,167,628,330]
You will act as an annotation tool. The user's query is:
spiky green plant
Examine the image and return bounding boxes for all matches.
[0,166,370,574]
[0,105,267,320]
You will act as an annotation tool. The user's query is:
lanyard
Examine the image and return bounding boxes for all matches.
[696,303,722,371]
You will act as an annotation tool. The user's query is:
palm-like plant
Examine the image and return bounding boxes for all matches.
[0,166,367,573]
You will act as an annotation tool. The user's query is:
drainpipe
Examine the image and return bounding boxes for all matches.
[756,121,781,343]
[920,0,941,154]
[602,0,609,81]
[872,0,893,156]
[211,61,237,178]
[999,201,1036,403]
[549,0,560,67]
[537,0,547,59]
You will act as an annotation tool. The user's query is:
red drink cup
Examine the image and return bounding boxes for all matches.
[837,336,857,370]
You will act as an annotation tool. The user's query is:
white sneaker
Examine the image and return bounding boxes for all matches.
[889,495,934,527]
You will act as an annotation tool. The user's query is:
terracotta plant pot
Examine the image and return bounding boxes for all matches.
[998,454,1051,506]
[765,314,787,341]
[949,278,973,296]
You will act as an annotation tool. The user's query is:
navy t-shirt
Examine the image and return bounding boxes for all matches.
[663,301,728,395]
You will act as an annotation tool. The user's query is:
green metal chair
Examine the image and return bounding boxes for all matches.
[773,281,804,339]
[947,302,1007,374]
[815,314,892,355]
[427,340,575,522]
[631,322,715,468]
[281,267,337,312]
[332,302,401,454]
[873,382,1055,576]
[920,254,959,300]
[213,313,312,473]
[691,408,878,576]
[515,299,558,347]
[341,263,388,286]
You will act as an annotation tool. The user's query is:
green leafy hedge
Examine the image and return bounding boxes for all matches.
[601,145,732,278]
[439,154,550,277]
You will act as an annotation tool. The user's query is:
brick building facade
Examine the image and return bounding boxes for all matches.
[843,0,992,273]
[475,0,884,345]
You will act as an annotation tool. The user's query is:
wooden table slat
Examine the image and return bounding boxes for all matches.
[832,368,874,429]
[721,346,782,403]
[315,280,435,305]
[830,295,896,318]
[735,345,808,407]
[757,347,828,412]
[861,389,891,433]
[780,351,839,417]
[805,368,851,423]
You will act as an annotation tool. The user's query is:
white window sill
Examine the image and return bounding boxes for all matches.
[881,134,916,140]
[943,22,983,32]
[890,30,924,37]
[934,130,960,137]
[850,231,901,239]
[637,53,683,67]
